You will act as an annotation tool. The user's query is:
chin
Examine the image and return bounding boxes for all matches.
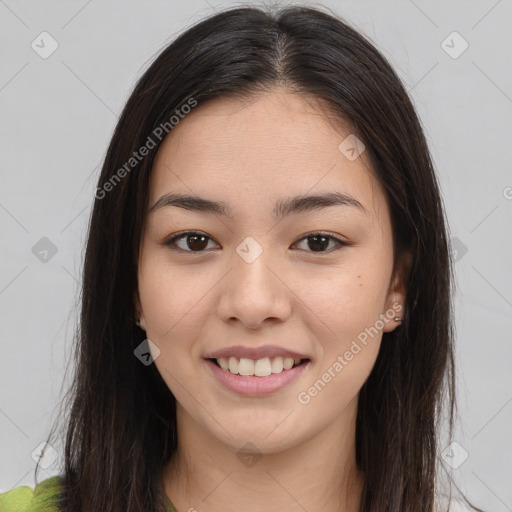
[205,416,307,454]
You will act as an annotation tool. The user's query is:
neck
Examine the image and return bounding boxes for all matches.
[162,399,364,512]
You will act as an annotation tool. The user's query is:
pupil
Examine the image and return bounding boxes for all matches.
[188,234,208,251]
[309,235,328,252]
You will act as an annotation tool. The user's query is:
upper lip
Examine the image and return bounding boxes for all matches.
[205,345,310,361]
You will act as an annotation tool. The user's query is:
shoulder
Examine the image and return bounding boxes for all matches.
[0,475,63,511]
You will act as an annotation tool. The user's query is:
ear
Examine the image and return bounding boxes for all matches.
[133,289,147,331]
[382,250,412,333]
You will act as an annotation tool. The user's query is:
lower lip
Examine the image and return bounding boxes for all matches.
[205,359,310,397]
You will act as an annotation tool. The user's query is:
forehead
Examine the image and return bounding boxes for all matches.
[149,90,387,221]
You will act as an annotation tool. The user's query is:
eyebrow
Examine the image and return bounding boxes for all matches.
[149,191,367,218]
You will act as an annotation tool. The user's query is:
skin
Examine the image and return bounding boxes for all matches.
[135,90,410,512]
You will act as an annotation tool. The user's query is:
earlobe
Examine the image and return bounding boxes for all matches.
[135,314,147,331]
[382,250,412,333]
[382,295,405,333]
[133,291,146,331]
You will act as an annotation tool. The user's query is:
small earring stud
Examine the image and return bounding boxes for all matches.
[135,318,141,327]
[394,317,402,322]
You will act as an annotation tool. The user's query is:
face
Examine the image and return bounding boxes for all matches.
[136,90,407,453]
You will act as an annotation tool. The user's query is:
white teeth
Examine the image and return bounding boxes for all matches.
[215,355,304,376]
[254,357,272,377]
[271,356,284,373]
[238,358,255,376]
[228,356,239,374]
[283,357,294,370]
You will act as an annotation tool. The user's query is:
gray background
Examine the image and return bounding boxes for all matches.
[0,0,511,510]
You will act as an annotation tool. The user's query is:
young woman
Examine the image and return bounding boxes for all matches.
[0,4,487,512]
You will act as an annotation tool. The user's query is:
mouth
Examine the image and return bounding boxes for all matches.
[207,356,310,377]
[204,355,311,396]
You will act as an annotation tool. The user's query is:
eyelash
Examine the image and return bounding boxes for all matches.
[162,231,350,254]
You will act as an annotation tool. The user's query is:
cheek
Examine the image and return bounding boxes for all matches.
[138,255,214,344]
[295,262,387,417]
[299,252,392,339]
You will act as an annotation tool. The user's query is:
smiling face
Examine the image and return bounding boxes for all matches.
[135,89,407,453]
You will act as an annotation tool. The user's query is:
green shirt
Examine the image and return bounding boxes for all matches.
[0,476,178,512]
[0,479,476,512]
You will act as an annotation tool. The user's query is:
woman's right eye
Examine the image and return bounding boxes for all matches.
[163,231,219,253]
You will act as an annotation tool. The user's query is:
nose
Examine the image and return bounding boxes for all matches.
[217,246,292,330]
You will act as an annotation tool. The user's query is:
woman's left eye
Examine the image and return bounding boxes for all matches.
[293,232,348,253]
[162,231,349,254]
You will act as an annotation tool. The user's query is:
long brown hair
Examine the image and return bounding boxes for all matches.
[36,4,485,511]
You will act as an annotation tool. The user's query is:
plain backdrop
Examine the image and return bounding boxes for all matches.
[0,0,511,510]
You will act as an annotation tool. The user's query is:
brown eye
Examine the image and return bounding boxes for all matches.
[304,234,330,252]
[163,232,218,252]
[293,232,348,253]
